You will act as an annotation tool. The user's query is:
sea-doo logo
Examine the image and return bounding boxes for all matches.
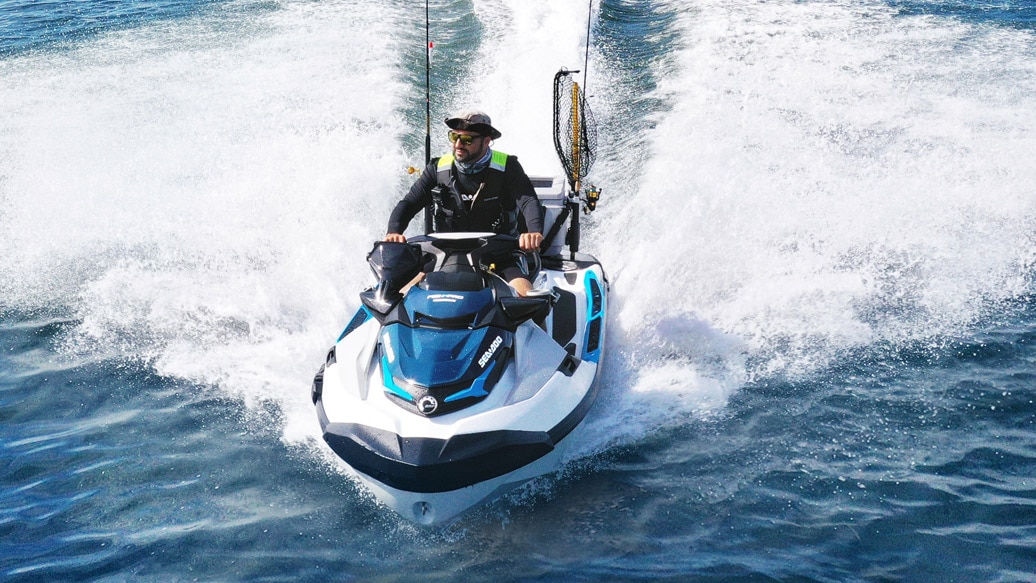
[418,395,438,415]
[478,335,503,368]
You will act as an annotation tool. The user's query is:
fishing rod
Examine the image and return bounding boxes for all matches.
[583,0,592,91]
[423,0,434,233]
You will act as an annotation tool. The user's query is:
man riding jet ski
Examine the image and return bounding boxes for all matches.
[384,110,544,296]
[312,110,607,524]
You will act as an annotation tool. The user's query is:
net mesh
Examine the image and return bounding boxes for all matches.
[553,69,598,189]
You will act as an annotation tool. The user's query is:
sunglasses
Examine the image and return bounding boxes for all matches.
[448,131,484,146]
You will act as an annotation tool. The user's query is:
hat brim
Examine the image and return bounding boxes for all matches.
[445,117,502,140]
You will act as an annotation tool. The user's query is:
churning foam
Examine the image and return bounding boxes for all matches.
[0,0,414,443]
[579,0,1036,450]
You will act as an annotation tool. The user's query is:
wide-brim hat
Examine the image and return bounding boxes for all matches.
[445,110,502,140]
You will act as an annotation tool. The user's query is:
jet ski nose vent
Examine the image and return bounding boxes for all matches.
[413,501,435,525]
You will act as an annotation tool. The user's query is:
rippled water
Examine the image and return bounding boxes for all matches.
[2,0,1035,580]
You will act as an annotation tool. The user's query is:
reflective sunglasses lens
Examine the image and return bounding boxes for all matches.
[449,131,477,145]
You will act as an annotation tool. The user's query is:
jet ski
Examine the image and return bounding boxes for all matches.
[312,177,607,524]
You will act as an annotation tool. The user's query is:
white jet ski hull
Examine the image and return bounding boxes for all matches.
[314,244,606,525]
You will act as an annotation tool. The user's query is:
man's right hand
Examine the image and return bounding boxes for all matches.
[518,232,544,252]
[384,233,407,243]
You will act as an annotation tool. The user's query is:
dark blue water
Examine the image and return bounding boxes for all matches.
[0,0,223,56]
[3,0,1036,581]
[889,0,1036,29]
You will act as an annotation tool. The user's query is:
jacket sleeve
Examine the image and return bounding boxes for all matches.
[506,157,544,235]
[387,161,438,234]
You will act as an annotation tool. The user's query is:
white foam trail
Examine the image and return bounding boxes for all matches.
[0,1,413,444]
[577,0,1036,449]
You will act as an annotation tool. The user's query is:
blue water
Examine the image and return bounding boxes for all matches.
[3,0,1036,581]
[0,0,224,56]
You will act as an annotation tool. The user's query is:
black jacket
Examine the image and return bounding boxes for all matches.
[387,153,543,236]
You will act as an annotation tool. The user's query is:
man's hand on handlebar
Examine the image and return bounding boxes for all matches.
[384,233,407,243]
[519,232,543,252]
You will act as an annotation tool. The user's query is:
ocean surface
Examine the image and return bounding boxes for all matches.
[2,0,1036,580]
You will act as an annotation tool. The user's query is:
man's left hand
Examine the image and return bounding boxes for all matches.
[519,232,544,252]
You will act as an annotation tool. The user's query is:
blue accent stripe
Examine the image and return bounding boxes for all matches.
[444,361,496,403]
[381,354,414,402]
[338,307,372,342]
[582,271,605,363]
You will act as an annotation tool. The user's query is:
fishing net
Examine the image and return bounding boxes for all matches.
[553,69,598,189]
